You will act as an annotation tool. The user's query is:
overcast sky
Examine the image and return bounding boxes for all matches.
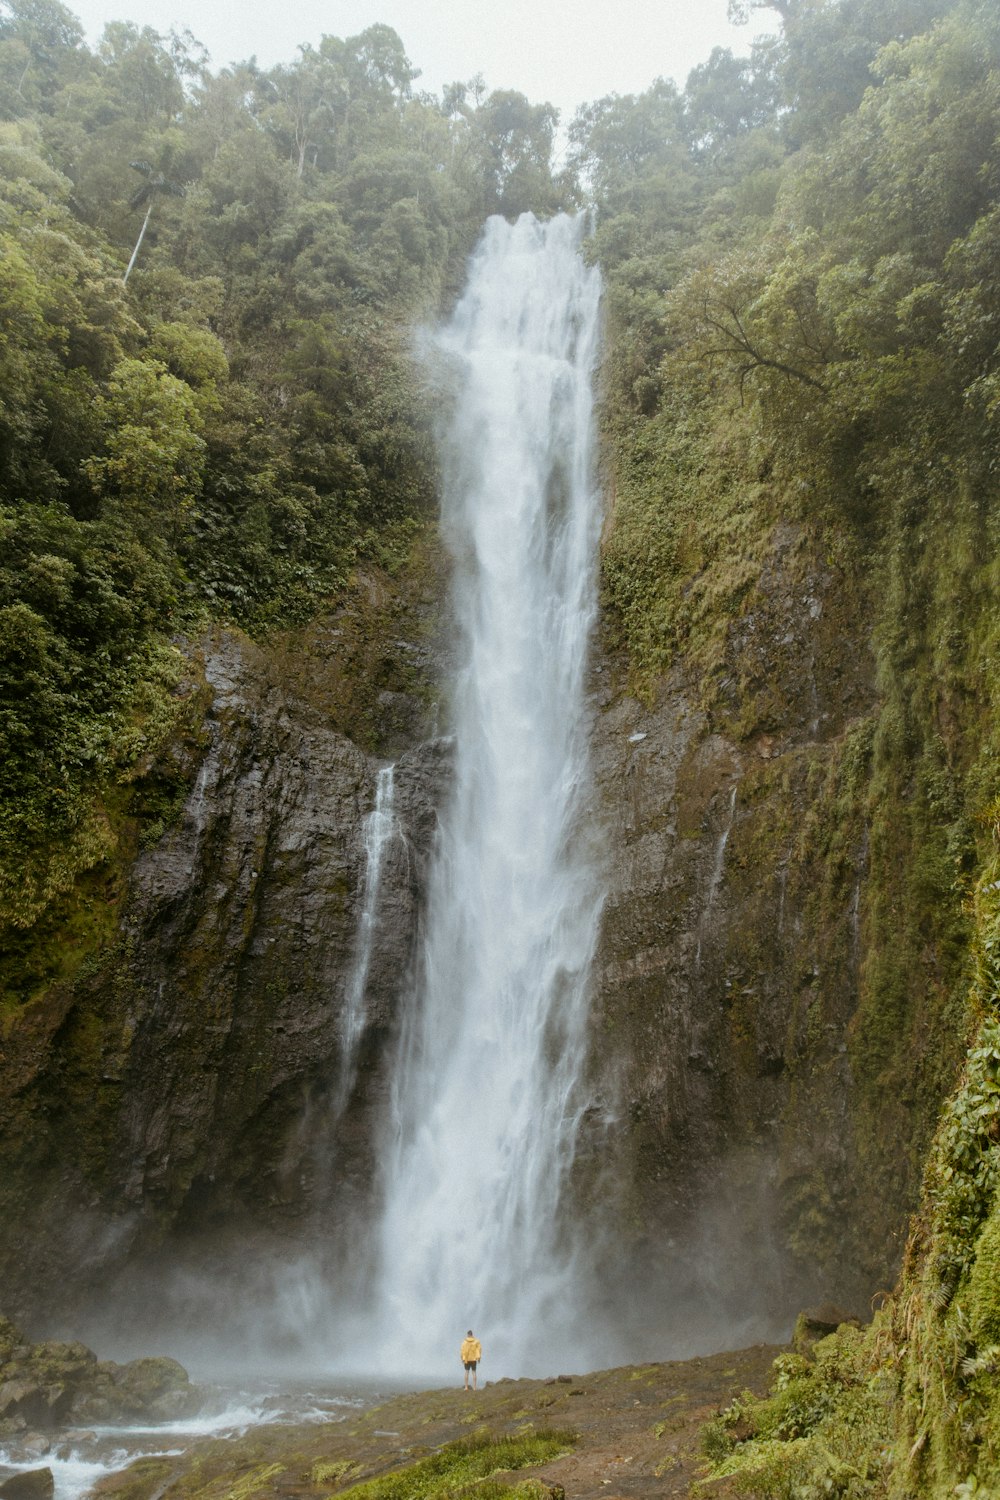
[65,0,777,127]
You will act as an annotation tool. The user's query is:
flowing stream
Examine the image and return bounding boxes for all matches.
[370,211,605,1377]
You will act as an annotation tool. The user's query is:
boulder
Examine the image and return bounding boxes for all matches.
[0,1319,198,1429]
[0,1384,48,1430]
[112,1357,196,1419]
[66,1391,114,1424]
[0,1471,54,1500]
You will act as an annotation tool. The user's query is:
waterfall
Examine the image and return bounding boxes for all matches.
[695,784,738,972]
[370,212,605,1377]
[335,765,398,1113]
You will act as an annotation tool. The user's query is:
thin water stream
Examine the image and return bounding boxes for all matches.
[335,764,399,1115]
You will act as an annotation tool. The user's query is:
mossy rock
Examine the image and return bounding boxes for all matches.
[0,1471,55,1500]
[86,1458,175,1500]
[965,1198,1000,1347]
[0,1317,25,1363]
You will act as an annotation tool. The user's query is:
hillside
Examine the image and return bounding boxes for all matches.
[3,0,1000,1493]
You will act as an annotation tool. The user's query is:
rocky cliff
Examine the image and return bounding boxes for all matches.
[0,516,940,1343]
[588,518,882,1338]
[0,589,450,1327]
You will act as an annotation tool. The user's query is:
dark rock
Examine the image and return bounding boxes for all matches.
[112,1357,195,1419]
[0,625,451,1323]
[792,1304,862,1350]
[0,1471,54,1500]
[588,517,882,1332]
[67,1393,113,1423]
[0,1323,197,1431]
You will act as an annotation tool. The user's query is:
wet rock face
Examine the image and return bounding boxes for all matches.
[115,632,451,1242]
[0,519,883,1329]
[588,521,879,1310]
[0,629,451,1323]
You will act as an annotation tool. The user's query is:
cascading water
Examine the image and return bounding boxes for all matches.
[370,212,605,1378]
[334,765,398,1114]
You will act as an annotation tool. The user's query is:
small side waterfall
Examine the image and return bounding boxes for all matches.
[335,765,398,1113]
[370,213,605,1376]
[695,784,738,972]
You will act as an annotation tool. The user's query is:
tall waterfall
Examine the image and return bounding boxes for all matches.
[371,212,605,1377]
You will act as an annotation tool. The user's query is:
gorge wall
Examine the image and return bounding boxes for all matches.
[0,501,915,1349]
[0,561,453,1332]
[591,518,882,1340]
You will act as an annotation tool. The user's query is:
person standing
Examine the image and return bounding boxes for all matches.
[460,1329,482,1391]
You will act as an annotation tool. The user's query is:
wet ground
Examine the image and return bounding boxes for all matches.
[45,1343,783,1499]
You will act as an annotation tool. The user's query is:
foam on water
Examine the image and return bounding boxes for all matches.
[0,1389,365,1500]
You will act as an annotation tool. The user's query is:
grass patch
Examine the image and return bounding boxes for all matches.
[334,1428,576,1500]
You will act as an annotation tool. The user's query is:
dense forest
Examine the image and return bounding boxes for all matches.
[0,0,574,942]
[4,0,1000,1491]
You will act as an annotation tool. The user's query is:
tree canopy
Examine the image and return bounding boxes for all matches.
[0,4,575,923]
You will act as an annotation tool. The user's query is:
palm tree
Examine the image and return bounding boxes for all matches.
[122,160,185,284]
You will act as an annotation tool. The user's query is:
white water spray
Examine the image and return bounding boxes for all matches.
[371,213,604,1377]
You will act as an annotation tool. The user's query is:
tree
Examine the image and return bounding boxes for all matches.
[122,158,184,282]
[0,0,82,111]
[473,88,561,217]
[727,0,797,23]
[675,240,834,403]
[684,46,779,152]
[83,357,206,542]
[569,80,689,209]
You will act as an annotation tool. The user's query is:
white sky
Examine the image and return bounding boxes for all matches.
[65,0,778,127]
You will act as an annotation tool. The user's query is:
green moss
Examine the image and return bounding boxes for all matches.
[701,863,1000,1498]
[600,377,770,705]
[93,1457,177,1500]
[335,1429,576,1500]
[0,644,209,1014]
[965,1202,1000,1347]
[267,521,445,758]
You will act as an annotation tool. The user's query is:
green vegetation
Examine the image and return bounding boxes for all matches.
[701,859,1000,1495]
[0,0,571,952]
[6,0,1000,1490]
[333,1429,575,1500]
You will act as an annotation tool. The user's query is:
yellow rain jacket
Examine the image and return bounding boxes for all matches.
[461,1336,482,1363]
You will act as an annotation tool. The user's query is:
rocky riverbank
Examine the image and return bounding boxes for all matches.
[88,1344,782,1500]
[0,1315,198,1497]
